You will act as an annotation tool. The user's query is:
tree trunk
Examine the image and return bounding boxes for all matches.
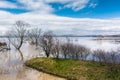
[18,50,24,61]
[18,37,23,50]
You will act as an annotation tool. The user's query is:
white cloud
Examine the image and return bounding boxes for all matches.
[0,0,91,13]
[0,10,120,35]
[0,0,117,36]
[17,0,54,14]
[45,0,72,4]
[64,0,90,11]
[0,0,17,8]
[89,3,97,8]
[17,0,90,12]
[46,0,90,11]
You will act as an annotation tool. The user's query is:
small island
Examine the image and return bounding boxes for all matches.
[25,57,120,80]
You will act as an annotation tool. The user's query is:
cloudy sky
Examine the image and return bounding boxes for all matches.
[0,0,120,35]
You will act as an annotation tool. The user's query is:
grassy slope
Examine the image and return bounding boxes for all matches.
[25,58,120,80]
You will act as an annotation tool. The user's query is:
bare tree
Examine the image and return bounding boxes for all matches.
[51,38,61,58]
[93,49,108,63]
[76,45,90,60]
[7,21,28,60]
[108,51,118,64]
[60,41,90,60]
[68,44,76,59]
[61,43,68,59]
[71,44,90,60]
[61,38,73,59]
[28,27,42,47]
[7,21,28,50]
[39,31,54,57]
[73,45,80,59]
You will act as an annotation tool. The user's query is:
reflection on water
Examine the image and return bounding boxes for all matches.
[0,67,65,80]
[0,40,65,80]
[0,37,120,80]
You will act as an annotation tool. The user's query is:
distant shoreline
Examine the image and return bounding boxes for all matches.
[0,35,120,38]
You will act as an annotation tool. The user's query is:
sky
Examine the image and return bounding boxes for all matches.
[0,0,120,35]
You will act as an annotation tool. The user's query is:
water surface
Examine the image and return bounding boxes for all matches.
[0,37,120,80]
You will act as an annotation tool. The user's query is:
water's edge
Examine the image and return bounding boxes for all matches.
[24,66,66,80]
[25,64,66,80]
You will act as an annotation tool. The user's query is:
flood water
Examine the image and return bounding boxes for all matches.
[0,40,65,80]
[0,37,120,80]
[63,37,120,51]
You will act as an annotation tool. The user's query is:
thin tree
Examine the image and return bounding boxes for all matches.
[28,27,42,47]
[51,38,61,58]
[61,38,71,59]
[7,21,28,60]
[39,31,54,57]
[93,49,108,63]
[108,51,118,64]
[79,45,90,60]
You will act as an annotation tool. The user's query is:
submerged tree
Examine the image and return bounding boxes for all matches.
[28,27,42,47]
[7,21,29,60]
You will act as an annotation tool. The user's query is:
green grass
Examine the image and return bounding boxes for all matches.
[25,57,120,80]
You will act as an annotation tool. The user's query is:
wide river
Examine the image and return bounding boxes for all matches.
[0,37,120,80]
